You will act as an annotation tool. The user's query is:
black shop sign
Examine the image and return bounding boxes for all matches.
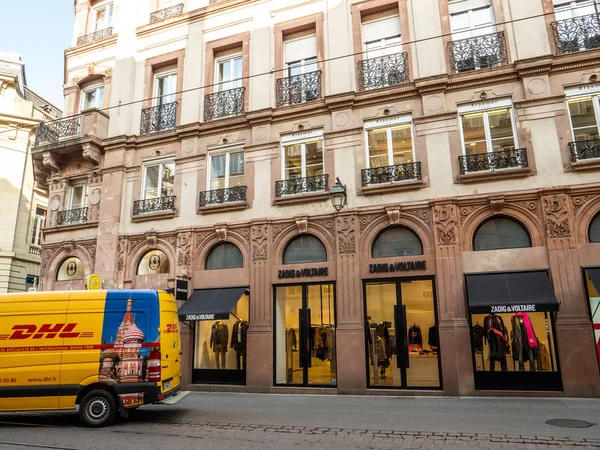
[278,267,329,279]
[369,260,426,274]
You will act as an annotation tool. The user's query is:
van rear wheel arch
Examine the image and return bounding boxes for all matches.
[79,389,118,427]
[76,383,118,405]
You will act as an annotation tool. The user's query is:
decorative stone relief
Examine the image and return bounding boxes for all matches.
[89,188,101,206]
[195,232,209,251]
[117,238,126,272]
[572,195,595,215]
[295,216,308,234]
[177,232,192,266]
[544,194,572,238]
[252,224,269,262]
[272,223,294,242]
[434,204,458,247]
[84,243,97,265]
[315,218,335,231]
[49,195,61,211]
[489,195,505,214]
[458,205,485,225]
[513,200,541,219]
[82,147,102,166]
[236,227,251,243]
[358,214,379,233]
[42,152,61,177]
[337,215,356,255]
[215,224,228,242]
[129,238,145,254]
[405,209,433,228]
[386,208,401,225]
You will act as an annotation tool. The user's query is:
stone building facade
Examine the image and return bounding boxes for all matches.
[0,51,61,292]
[34,0,600,396]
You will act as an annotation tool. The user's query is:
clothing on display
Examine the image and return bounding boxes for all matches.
[511,313,538,372]
[231,320,249,371]
[313,325,334,361]
[483,314,508,371]
[408,324,422,353]
[368,322,391,377]
[471,323,484,353]
[428,326,438,352]
[210,321,229,369]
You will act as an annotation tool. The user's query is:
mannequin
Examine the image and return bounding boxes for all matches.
[231,320,249,370]
[511,313,537,372]
[210,320,229,369]
[483,313,508,371]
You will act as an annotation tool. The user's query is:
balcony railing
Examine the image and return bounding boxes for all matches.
[361,162,421,186]
[77,27,114,46]
[29,245,42,257]
[204,87,245,121]
[276,70,321,107]
[150,3,184,23]
[35,115,81,146]
[133,196,176,215]
[140,102,177,135]
[448,31,508,73]
[551,13,600,54]
[57,207,88,226]
[357,52,409,91]
[569,139,600,162]
[275,174,328,197]
[459,148,528,175]
[199,186,247,207]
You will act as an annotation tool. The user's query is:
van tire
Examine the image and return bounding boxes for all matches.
[79,390,117,427]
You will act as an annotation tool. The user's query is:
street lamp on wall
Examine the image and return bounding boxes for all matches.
[329,177,347,212]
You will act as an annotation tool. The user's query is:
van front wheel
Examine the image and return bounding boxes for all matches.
[80,390,117,427]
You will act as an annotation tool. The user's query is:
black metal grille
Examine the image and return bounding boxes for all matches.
[57,207,88,225]
[275,174,328,197]
[77,28,114,46]
[150,3,184,23]
[133,196,176,215]
[448,31,508,73]
[140,102,177,135]
[357,52,409,91]
[361,162,421,186]
[35,115,81,146]
[199,186,247,206]
[459,148,528,174]
[204,87,245,121]
[551,13,600,54]
[276,71,321,107]
[569,139,600,162]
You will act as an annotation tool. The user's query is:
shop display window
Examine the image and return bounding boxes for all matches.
[584,270,600,369]
[473,217,531,251]
[364,279,441,389]
[56,256,84,281]
[275,284,336,386]
[137,249,170,275]
[193,292,249,371]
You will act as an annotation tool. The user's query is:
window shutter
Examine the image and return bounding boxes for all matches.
[362,15,401,43]
[285,35,317,64]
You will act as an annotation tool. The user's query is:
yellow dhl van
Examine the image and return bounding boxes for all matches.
[0,289,182,427]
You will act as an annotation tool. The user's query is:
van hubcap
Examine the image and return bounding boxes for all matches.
[87,398,109,422]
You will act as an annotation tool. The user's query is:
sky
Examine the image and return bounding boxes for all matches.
[0,1,74,109]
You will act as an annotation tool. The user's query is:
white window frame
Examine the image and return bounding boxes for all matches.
[206,146,245,190]
[141,158,175,200]
[554,0,600,19]
[280,130,324,180]
[153,70,177,107]
[215,54,243,92]
[361,13,402,59]
[94,3,114,31]
[68,184,88,210]
[80,83,104,111]
[449,4,495,40]
[284,34,318,77]
[30,205,46,246]
[364,115,415,169]
[564,90,600,142]
[457,99,519,155]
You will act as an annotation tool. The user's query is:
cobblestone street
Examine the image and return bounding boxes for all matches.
[0,393,599,449]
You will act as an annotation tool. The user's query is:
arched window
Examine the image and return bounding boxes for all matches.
[205,243,243,270]
[473,217,531,251]
[137,249,170,275]
[372,226,423,258]
[590,212,600,243]
[283,235,327,264]
[56,256,84,281]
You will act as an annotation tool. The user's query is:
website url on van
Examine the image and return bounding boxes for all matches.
[26,376,56,383]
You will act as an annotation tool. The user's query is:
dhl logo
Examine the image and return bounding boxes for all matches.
[164,323,179,334]
[0,324,94,340]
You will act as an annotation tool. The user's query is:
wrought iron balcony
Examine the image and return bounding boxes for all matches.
[150,3,184,23]
[57,207,88,226]
[204,87,245,121]
[357,52,409,91]
[448,31,508,73]
[133,196,176,215]
[140,102,177,135]
[459,148,528,175]
[77,28,114,46]
[551,13,600,54]
[35,115,81,146]
[276,70,321,107]
[199,186,247,207]
[361,162,421,186]
[569,139,600,162]
[275,174,328,197]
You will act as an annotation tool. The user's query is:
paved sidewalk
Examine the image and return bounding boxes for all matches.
[0,393,598,449]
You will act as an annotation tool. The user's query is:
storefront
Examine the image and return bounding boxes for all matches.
[464,271,561,391]
[583,268,600,371]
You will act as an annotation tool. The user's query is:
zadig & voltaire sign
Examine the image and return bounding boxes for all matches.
[369,260,426,273]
